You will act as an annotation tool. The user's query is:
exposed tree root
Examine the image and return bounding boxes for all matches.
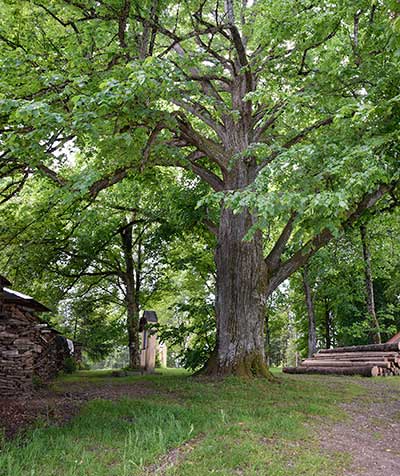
[197,351,275,380]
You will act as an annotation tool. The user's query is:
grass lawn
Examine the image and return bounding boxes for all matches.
[0,369,371,476]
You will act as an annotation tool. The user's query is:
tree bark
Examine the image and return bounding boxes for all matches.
[302,266,317,358]
[265,310,271,367]
[202,205,272,378]
[360,224,381,344]
[120,223,141,369]
[324,298,332,349]
[284,365,379,377]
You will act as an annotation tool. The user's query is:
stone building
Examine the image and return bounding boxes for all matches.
[0,276,73,396]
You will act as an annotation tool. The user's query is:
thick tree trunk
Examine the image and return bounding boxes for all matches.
[302,266,317,358]
[265,311,271,367]
[121,223,141,369]
[360,225,381,344]
[203,205,272,378]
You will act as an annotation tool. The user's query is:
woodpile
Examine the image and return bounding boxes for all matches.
[0,277,74,396]
[0,303,72,396]
[0,303,34,396]
[283,342,400,377]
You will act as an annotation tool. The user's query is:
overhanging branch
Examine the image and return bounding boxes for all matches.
[266,180,399,295]
[89,167,130,197]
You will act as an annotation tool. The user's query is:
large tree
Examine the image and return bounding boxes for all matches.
[0,0,399,376]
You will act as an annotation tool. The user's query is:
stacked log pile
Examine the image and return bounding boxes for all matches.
[34,331,71,381]
[283,342,400,377]
[0,278,73,396]
[0,304,39,396]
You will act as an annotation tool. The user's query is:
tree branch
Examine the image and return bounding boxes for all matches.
[141,123,163,171]
[89,167,130,197]
[265,212,297,270]
[36,163,67,186]
[203,218,218,236]
[0,173,29,205]
[224,0,253,92]
[174,112,228,170]
[182,152,224,191]
[352,10,363,67]
[171,97,225,139]
[298,22,340,75]
[172,43,227,102]
[253,100,286,141]
[266,181,398,295]
[118,0,131,49]
[34,2,81,38]
[257,116,334,173]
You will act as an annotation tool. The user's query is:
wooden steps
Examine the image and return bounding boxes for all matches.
[283,342,400,377]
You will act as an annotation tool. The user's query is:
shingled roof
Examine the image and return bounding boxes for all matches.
[143,310,158,323]
[0,275,51,313]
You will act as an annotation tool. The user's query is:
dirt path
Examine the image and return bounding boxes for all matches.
[0,380,159,438]
[319,379,400,476]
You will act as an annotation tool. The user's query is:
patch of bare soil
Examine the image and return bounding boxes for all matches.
[0,380,159,439]
[319,379,400,476]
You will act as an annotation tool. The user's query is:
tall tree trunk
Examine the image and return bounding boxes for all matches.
[121,223,141,369]
[203,205,272,378]
[265,310,271,367]
[324,299,332,349]
[302,266,317,358]
[360,224,381,344]
[125,279,140,369]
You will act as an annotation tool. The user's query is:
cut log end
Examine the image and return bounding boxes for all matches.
[371,366,380,377]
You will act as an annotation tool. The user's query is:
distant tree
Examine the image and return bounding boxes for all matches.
[302,265,317,357]
[360,224,381,343]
